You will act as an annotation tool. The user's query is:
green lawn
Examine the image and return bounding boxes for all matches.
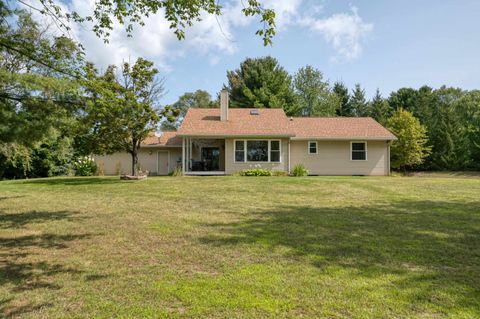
[0,176,479,318]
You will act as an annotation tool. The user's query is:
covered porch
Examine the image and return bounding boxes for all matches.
[182,138,226,175]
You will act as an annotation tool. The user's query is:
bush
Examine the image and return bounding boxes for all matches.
[292,164,308,177]
[240,168,272,176]
[73,156,97,176]
[169,166,183,177]
[272,170,289,176]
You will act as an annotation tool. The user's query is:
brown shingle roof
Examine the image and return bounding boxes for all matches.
[178,108,295,137]
[289,117,397,140]
[142,131,182,146]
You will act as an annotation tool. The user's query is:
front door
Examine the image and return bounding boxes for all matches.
[157,151,169,175]
[201,147,220,171]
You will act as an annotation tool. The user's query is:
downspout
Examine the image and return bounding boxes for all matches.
[182,137,186,175]
[288,139,291,174]
[387,141,391,176]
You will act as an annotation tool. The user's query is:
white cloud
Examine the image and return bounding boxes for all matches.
[305,6,373,61]
[19,0,373,69]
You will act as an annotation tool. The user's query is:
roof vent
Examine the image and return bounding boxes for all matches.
[250,109,259,115]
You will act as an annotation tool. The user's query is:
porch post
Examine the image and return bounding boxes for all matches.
[182,137,186,175]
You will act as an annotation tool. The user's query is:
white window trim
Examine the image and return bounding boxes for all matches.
[350,141,368,161]
[233,139,282,163]
[308,141,318,155]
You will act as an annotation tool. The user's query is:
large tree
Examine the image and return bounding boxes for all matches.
[350,83,368,116]
[333,81,353,116]
[79,58,176,176]
[387,108,431,171]
[226,56,298,115]
[293,65,339,116]
[0,9,81,178]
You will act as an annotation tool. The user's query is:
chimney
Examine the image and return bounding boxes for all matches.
[220,89,229,121]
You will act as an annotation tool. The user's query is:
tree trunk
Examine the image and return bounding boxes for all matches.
[131,149,138,176]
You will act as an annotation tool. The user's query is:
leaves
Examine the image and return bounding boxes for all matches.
[388,108,431,170]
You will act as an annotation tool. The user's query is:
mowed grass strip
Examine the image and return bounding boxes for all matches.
[0,175,479,318]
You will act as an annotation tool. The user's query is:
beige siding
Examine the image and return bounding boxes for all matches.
[290,140,389,176]
[94,147,182,175]
[224,138,289,174]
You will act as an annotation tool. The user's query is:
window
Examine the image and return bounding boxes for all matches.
[308,141,318,154]
[270,140,280,162]
[247,140,268,162]
[351,142,367,160]
[234,139,281,162]
[235,140,245,162]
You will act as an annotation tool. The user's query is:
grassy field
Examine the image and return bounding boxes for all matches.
[0,175,479,318]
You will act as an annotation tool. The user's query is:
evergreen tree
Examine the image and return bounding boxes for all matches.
[350,84,368,116]
[226,56,299,115]
[427,87,470,170]
[333,81,353,116]
[367,89,391,124]
[387,108,431,171]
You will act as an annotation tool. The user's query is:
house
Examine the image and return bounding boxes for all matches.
[94,90,397,176]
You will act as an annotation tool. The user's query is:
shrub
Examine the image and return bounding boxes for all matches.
[240,168,272,176]
[292,164,308,177]
[73,156,97,176]
[170,166,183,177]
[272,170,289,176]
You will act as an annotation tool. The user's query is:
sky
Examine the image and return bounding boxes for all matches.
[27,0,480,104]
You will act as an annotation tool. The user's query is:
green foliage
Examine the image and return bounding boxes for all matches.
[0,134,75,179]
[78,58,166,176]
[169,166,183,177]
[350,84,368,116]
[367,89,390,124]
[73,156,97,176]
[0,9,82,150]
[293,65,339,116]
[226,56,299,115]
[387,108,431,170]
[167,89,218,128]
[240,168,273,176]
[33,0,276,46]
[333,81,353,116]
[292,164,308,176]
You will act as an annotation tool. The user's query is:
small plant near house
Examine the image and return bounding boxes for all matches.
[240,168,273,176]
[73,156,97,176]
[292,164,308,177]
[170,166,183,177]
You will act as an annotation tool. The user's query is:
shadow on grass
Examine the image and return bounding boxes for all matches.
[0,210,84,229]
[200,199,480,313]
[22,177,124,186]
[0,211,106,317]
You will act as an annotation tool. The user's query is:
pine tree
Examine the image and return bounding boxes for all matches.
[350,84,368,116]
[367,89,391,124]
[333,81,353,116]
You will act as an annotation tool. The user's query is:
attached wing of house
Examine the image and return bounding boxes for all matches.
[94,91,396,176]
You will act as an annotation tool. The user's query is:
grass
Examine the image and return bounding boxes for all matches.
[0,175,479,318]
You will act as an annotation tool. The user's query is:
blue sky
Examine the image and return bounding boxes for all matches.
[52,0,480,104]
